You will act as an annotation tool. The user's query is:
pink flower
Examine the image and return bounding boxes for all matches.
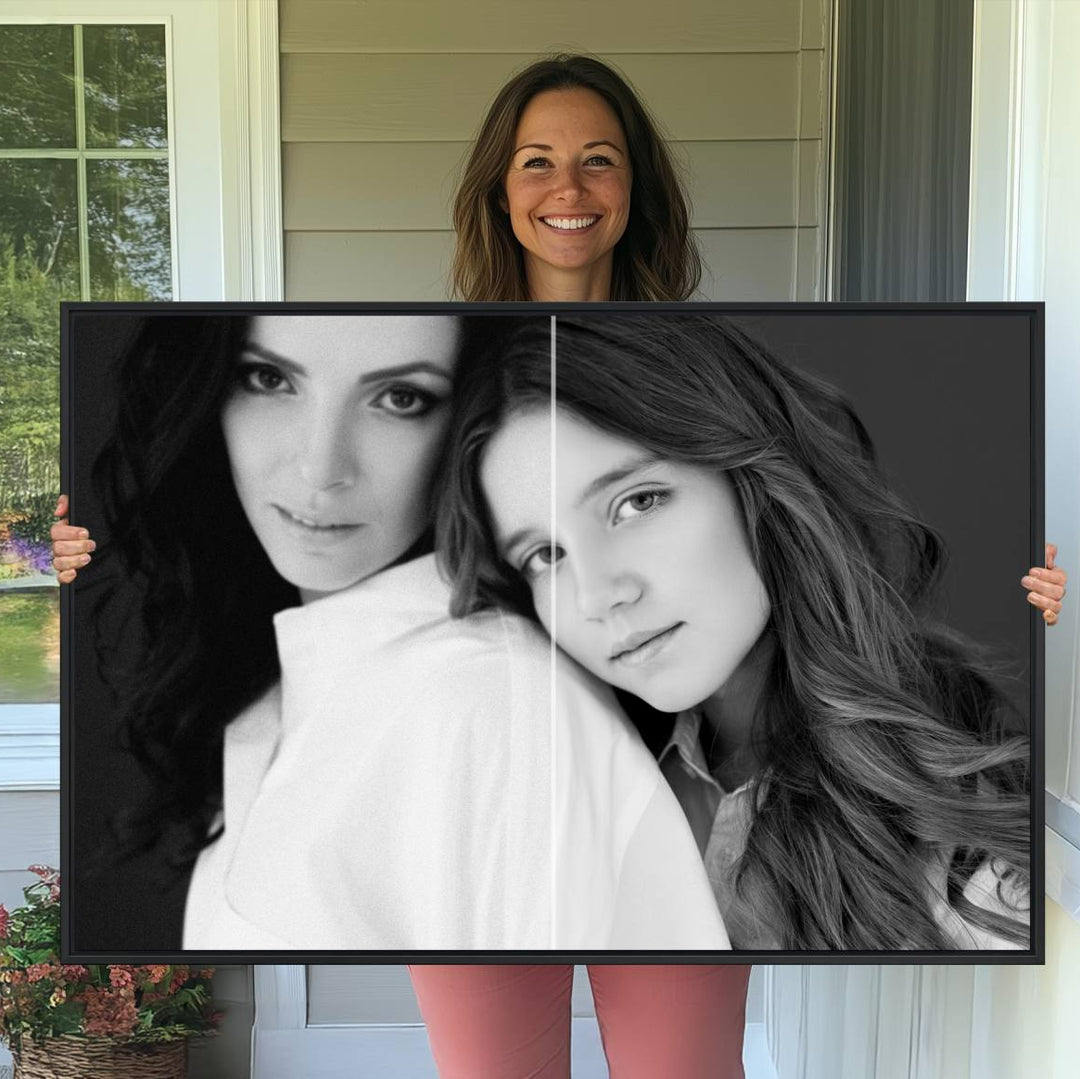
[25,963,55,984]
[27,865,60,886]
[0,904,9,939]
[59,965,90,983]
[81,986,138,1037]
[141,964,170,984]
[108,966,135,988]
[168,966,191,994]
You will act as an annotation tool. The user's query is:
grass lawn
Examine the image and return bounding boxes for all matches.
[0,588,59,702]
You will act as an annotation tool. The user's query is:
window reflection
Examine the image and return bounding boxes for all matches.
[0,23,171,705]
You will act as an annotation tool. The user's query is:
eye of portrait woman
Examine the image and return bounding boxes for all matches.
[480,406,771,714]
[502,87,632,282]
[220,315,460,600]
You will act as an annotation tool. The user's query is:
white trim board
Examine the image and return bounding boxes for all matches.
[1047,818,1080,920]
[0,705,58,791]
[217,0,284,301]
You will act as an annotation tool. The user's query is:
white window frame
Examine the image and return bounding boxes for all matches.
[0,0,283,792]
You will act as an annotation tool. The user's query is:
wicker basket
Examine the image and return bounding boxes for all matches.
[12,1036,187,1079]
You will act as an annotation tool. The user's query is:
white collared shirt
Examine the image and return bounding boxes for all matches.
[183,554,730,952]
[658,708,778,948]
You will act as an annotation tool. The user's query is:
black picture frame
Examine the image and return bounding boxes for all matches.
[61,300,1044,965]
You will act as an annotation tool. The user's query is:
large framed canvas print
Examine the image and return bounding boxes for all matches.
[61,302,1042,965]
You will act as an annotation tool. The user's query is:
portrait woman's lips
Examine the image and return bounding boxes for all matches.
[273,504,364,543]
[609,622,684,666]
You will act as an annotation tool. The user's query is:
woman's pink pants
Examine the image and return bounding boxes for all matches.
[408,964,751,1078]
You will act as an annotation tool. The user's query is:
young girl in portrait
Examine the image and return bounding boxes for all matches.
[442,312,1033,953]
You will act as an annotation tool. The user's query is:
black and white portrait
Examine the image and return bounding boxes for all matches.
[62,304,1040,963]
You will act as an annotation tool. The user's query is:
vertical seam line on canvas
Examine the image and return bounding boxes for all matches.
[550,313,558,947]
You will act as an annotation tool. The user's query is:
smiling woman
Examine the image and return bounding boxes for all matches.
[501,87,632,301]
[451,54,700,302]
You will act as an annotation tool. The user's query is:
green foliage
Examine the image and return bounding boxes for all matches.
[81,25,168,150]
[0,26,76,148]
[1,21,172,517]
[0,869,221,1056]
[6,490,59,546]
[0,591,58,704]
[0,21,173,707]
[0,241,61,512]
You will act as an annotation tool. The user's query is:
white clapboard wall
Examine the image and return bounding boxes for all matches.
[280,0,830,302]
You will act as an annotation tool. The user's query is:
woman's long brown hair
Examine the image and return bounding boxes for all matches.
[452,54,702,301]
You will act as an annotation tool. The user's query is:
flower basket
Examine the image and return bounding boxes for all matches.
[12,1034,187,1079]
[1,867,221,1075]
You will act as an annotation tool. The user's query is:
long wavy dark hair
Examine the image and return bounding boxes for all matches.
[88,313,517,870]
[437,313,1031,950]
[452,54,701,302]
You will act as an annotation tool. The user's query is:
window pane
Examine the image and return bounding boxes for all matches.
[0,156,71,605]
[0,25,76,148]
[87,158,172,300]
[0,158,81,295]
[0,159,68,706]
[1,24,173,709]
[0,591,59,703]
[83,25,168,150]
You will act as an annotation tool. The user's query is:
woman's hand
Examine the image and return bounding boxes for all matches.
[50,494,95,584]
[1022,543,1067,626]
